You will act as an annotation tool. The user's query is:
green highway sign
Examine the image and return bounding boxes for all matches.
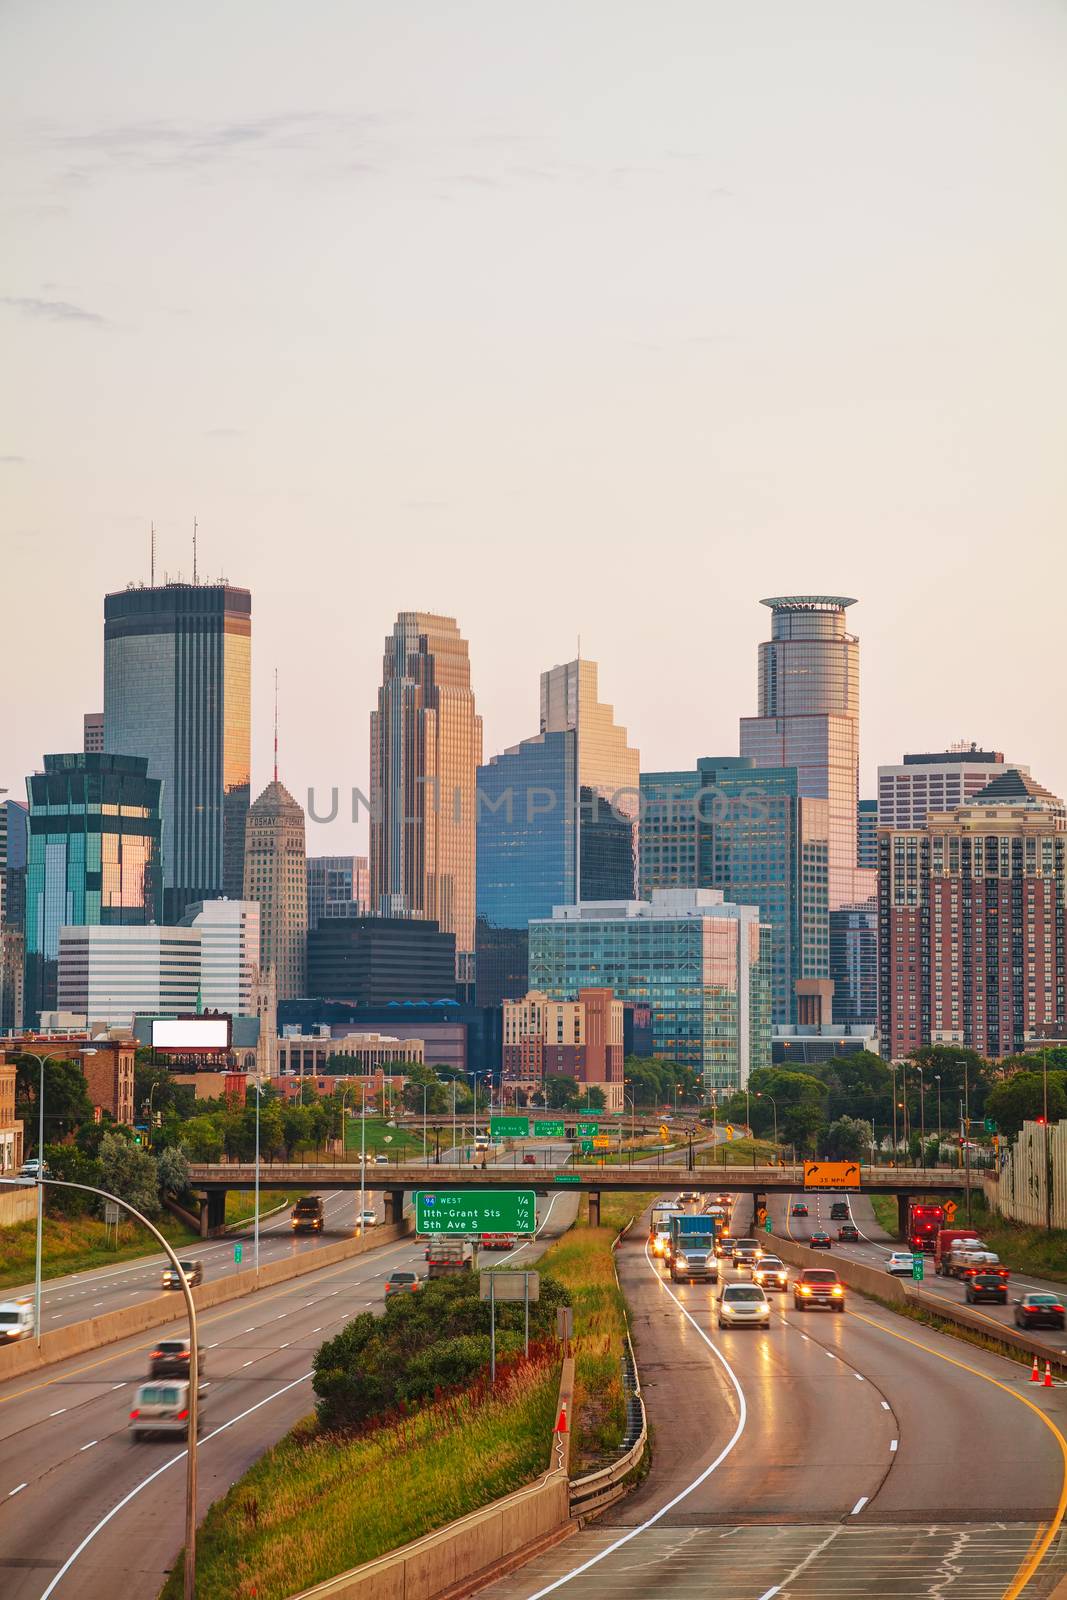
[490,1116,530,1139]
[554,1174,581,1184]
[579,1139,594,1155]
[416,1189,537,1236]
[234,1243,243,1265]
[764,1219,773,1234]
[983,1118,997,1134]
[533,1119,566,1138]
[576,1122,600,1137]
[911,1254,925,1281]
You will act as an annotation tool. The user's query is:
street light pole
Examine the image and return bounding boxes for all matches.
[422,1083,429,1164]
[1043,1048,1051,1234]
[934,1074,942,1157]
[916,1066,926,1169]
[360,1084,367,1232]
[254,1076,262,1276]
[26,1047,95,1346]
[755,1091,778,1149]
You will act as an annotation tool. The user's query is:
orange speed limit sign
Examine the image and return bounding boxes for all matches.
[803,1161,861,1190]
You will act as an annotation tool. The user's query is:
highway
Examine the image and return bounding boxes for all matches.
[0,1177,578,1600]
[775,1190,1067,1363]
[484,1191,1067,1600]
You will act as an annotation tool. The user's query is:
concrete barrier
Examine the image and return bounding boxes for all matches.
[0,1186,37,1227]
[0,1221,413,1383]
[289,1363,575,1600]
[770,1232,909,1304]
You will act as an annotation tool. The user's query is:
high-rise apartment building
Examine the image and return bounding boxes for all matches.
[829,900,878,1026]
[370,613,482,984]
[740,595,862,910]
[857,799,878,872]
[529,888,771,1092]
[502,988,624,1110]
[539,658,639,892]
[57,924,200,1027]
[23,754,163,1021]
[179,898,260,1015]
[475,730,634,1008]
[104,581,251,921]
[307,855,370,930]
[83,713,104,754]
[639,757,829,1026]
[243,781,307,1000]
[0,799,28,932]
[877,745,1022,830]
[878,770,1066,1060]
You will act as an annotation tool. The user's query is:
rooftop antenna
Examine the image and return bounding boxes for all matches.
[150,521,156,587]
[193,517,198,585]
[273,666,279,782]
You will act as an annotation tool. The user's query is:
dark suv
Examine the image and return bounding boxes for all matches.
[965,1271,1008,1305]
[829,1201,850,1221]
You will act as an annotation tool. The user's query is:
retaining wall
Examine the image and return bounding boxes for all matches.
[0,1186,36,1227]
[0,1220,413,1382]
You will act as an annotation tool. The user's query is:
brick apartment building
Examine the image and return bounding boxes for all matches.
[502,988,624,1110]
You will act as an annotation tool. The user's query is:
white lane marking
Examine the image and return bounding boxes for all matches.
[79,1441,97,1452]
[49,1408,67,1417]
[825,1351,836,1360]
[9,1482,27,1495]
[519,1242,749,1600]
[881,1400,891,1410]
[242,1360,253,1368]
[38,1370,313,1599]
[851,1495,868,1515]
[311,1327,321,1333]
[110,1383,124,1391]
[854,1373,865,1381]
[890,1439,898,1451]
[279,1343,289,1349]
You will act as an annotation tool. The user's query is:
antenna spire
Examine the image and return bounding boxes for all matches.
[150,521,156,587]
[273,667,279,782]
[192,517,198,585]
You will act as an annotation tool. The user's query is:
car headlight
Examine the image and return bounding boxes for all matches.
[675,1255,688,1270]
[832,1286,843,1296]
[800,1285,812,1294]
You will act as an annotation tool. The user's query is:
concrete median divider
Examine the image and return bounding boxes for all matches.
[287,1359,576,1600]
[0,1220,413,1383]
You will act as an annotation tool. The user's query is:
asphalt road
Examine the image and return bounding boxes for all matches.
[776,1189,1067,1363]
[483,1192,1067,1600]
[0,1181,578,1600]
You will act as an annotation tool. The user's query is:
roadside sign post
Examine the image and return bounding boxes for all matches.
[765,1218,773,1234]
[911,1254,924,1282]
[481,1271,541,1369]
[234,1241,243,1267]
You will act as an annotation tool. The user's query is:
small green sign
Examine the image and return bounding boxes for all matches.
[764,1218,773,1234]
[234,1242,243,1264]
[579,1139,594,1154]
[983,1117,997,1134]
[533,1119,566,1138]
[576,1122,600,1137]
[416,1189,537,1235]
[554,1173,581,1184]
[489,1116,530,1139]
[911,1254,924,1281]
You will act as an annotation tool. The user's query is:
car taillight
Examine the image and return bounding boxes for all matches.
[129,1409,140,1419]
[1051,1306,1065,1314]
[151,1351,162,1359]
[176,1408,189,1421]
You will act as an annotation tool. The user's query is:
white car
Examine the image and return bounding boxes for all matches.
[717,1283,771,1329]
[0,1299,34,1341]
[886,1251,915,1275]
[128,1380,205,1441]
[357,1209,377,1228]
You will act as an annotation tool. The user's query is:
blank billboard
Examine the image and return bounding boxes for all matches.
[152,1018,230,1050]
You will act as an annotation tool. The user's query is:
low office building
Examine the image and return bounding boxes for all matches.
[4,1033,134,1125]
[502,988,624,1109]
[306,917,457,1006]
[276,1031,424,1078]
[277,998,500,1078]
[529,888,771,1093]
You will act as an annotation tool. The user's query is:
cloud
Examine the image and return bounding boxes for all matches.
[0,454,26,464]
[46,111,385,179]
[0,296,106,325]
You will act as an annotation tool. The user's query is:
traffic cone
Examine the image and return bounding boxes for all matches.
[1030,1355,1041,1383]
[1044,1362,1054,1389]
[555,1401,568,1433]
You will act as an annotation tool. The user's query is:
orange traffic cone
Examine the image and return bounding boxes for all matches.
[1044,1362,1054,1389]
[1030,1355,1041,1383]
[555,1401,569,1433]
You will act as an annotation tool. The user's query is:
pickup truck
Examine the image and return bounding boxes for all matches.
[480,1232,518,1251]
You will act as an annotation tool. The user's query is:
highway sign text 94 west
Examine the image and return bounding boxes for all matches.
[416,1190,537,1235]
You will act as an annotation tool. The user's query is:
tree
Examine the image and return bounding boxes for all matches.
[181,1114,225,1162]
[585,1086,606,1110]
[743,1068,829,1151]
[985,1071,1067,1141]
[41,1145,103,1217]
[544,1076,583,1110]
[98,1132,160,1217]
[15,1055,95,1147]
[824,1116,873,1161]
[157,1144,190,1198]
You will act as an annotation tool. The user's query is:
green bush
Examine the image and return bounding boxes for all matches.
[399,1334,492,1403]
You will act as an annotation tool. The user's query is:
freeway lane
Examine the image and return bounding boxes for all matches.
[0,1182,578,1600]
[483,1194,1067,1600]
[776,1190,1067,1364]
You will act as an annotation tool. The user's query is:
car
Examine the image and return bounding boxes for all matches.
[966,1271,1008,1305]
[373,1153,390,1164]
[128,1379,205,1440]
[385,1270,421,1297]
[650,1227,673,1259]
[717,1194,733,1206]
[809,1231,832,1249]
[1014,1292,1066,1329]
[732,1238,762,1267]
[149,1337,204,1378]
[357,1208,378,1228]
[790,1202,809,1218]
[886,1251,915,1275]
[714,1234,734,1259]
[0,1299,34,1342]
[481,1233,518,1251]
[752,1256,788,1292]
[837,1224,860,1243]
[829,1201,850,1221]
[18,1158,50,1179]
[522,1153,537,1164]
[718,1282,771,1329]
[794,1268,845,1311]
[161,1259,203,1290]
[679,1192,701,1204]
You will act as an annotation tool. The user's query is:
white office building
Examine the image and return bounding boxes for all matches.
[877,745,1024,829]
[57,925,201,1027]
[180,898,260,1015]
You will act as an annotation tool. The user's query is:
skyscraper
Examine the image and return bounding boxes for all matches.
[740,595,862,910]
[104,581,251,921]
[877,745,1021,829]
[370,613,482,984]
[878,769,1066,1059]
[475,730,635,1007]
[306,855,371,930]
[243,780,308,1000]
[639,757,829,1026]
[179,898,261,1016]
[23,753,163,1020]
[857,799,878,872]
[829,900,878,1026]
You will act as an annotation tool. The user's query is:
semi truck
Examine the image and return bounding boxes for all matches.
[906,1201,945,1254]
[290,1196,326,1233]
[425,1239,474,1278]
[933,1227,983,1275]
[668,1212,720,1282]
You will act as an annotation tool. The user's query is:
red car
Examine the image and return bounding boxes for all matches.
[809,1230,832,1249]
[791,1203,809,1218]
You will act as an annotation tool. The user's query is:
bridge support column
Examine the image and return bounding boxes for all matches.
[897,1193,910,1239]
[587,1191,601,1229]
[383,1188,405,1226]
[200,1189,227,1237]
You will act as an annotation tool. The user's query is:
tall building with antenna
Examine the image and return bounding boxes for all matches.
[104,552,251,922]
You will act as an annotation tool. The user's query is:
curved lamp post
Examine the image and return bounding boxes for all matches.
[22,1046,97,1346]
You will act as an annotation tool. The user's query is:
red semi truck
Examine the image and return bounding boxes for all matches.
[907,1201,945,1254]
[933,1227,982,1275]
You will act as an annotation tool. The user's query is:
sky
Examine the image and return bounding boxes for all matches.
[3,0,1065,853]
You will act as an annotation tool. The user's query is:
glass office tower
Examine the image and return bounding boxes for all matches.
[528,889,770,1092]
[740,595,861,911]
[639,757,829,1026]
[475,730,634,1006]
[23,753,162,1020]
[104,582,251,922]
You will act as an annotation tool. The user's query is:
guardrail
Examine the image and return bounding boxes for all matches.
[569,1327,647,1520]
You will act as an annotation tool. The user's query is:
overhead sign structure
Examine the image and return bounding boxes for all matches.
[415,1189,537,1236]
[490,1116,530,1139]
[803,1161,861,1191]
[533,1120,566,1138]
[555,1173,581,1184]
[578,1140,594,1155]
[479,1271,540,1303]
[576,1122,601,1137]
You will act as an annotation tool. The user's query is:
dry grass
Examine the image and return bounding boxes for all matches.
[0,1212,194,1292]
